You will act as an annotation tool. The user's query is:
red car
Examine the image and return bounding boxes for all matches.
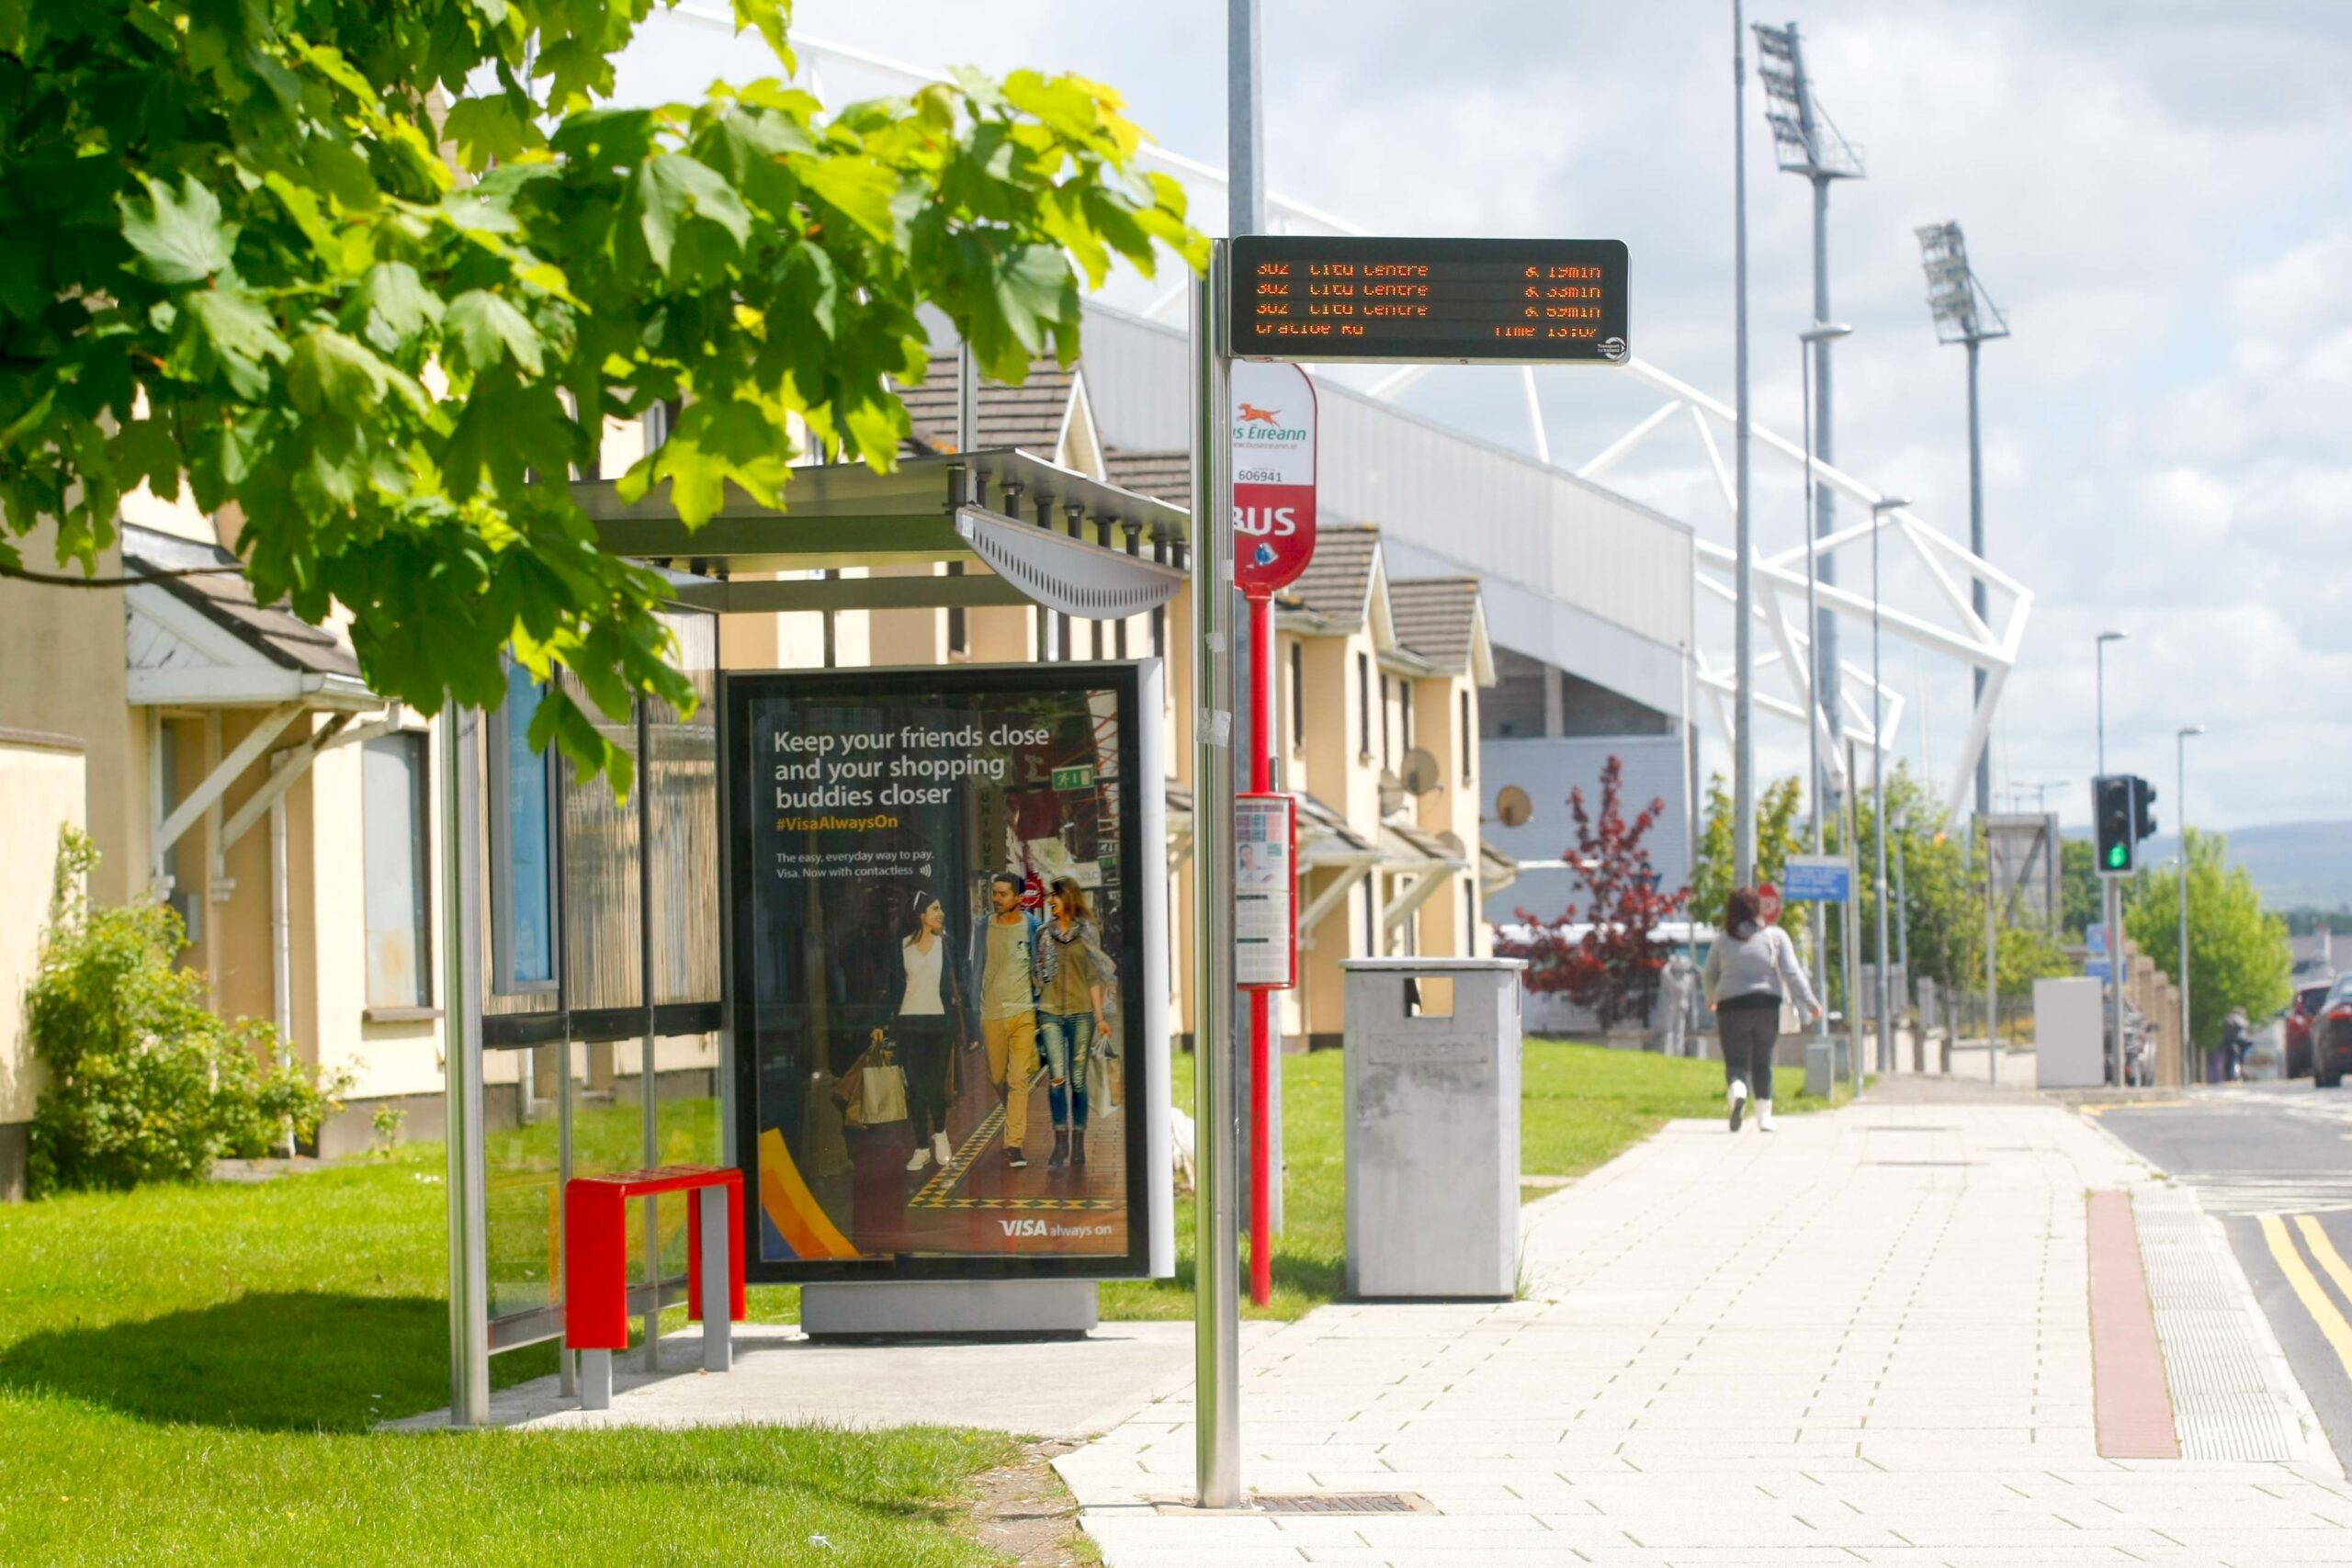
[2312,977,2352,1089]
[2286,980,2335,1078]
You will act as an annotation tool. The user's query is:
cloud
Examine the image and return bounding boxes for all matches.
[616,1,2352,830]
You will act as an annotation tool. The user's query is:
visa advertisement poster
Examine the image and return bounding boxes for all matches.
[722,664,1166,1282]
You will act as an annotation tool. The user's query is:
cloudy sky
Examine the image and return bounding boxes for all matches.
[619,2,2352,832]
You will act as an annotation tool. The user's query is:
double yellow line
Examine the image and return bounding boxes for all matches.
[2258,1213,2352,1378]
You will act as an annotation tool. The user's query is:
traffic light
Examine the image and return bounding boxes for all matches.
[2132,777,2158,844]
[2093,775,2135,874]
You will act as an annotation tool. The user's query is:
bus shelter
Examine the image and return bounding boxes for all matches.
[439,446,1189,1423]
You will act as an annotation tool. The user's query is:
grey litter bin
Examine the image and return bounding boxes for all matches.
[1340,957,1525,1300]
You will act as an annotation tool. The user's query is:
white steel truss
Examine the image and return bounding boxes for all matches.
[693,20,2030,816]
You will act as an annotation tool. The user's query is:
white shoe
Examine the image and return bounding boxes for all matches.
[1757,1103,1775,1133]
[906,1147,933,1172]
[1728,1078,1748,1133]
[932,1132,953,1166]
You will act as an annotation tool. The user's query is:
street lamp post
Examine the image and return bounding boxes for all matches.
[2095,629,2128,777]
[1891,808,1914,1069]
[2177,725,2204,1084]
[2093,629,2128,1088]
[1870,495,1910,1074]
[1800,321,1852,1067]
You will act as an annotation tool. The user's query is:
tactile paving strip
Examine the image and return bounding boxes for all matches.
[2134,1182,2312,1461]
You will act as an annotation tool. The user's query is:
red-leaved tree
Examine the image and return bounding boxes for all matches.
[1497,756,1691,1030]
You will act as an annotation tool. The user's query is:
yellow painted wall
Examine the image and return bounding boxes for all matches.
[1,738,87,1126]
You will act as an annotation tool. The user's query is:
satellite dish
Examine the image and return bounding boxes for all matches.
[1495,785,1532,828]
[1401,747,1442,796]
[1436,830,1466,860]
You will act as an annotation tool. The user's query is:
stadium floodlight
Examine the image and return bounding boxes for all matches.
[1916,221,2011,346]
[1754,21,1865,810]
[1917,219,2010,823]
[1753,22,1865,179]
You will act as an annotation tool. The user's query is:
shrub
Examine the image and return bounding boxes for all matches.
[27,830,348,1196]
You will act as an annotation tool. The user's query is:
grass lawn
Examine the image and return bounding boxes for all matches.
[0,1145,1026,1566]
[1097,1037,1839,1322]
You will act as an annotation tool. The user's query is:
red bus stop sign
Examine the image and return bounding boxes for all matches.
[1231,360,1317,596]
[1757,882,1783,926]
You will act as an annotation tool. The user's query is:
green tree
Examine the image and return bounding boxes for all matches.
[1690,771,1807,945]
[1994,921,2073,1005]
[2127,828,2292,1047]
[0,2,1203,786]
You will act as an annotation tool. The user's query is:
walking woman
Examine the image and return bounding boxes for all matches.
[1034,877,1113,1169]
[1702,886,1822,1133]
[875,891,972,1173]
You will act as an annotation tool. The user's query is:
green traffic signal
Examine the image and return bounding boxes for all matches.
[2106,842,2127,870]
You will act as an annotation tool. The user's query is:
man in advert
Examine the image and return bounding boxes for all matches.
[976,871,1040,1169]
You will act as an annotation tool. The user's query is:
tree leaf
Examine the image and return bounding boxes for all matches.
[167,289,289,400]
[626,153,752,277]
[445,95,536,174]
[117,174,235,286]
[341,261,443,355]
[799,153,900,244]
[443,289,545,378]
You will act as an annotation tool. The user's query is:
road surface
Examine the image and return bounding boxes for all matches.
[2099,1080,2352,1470]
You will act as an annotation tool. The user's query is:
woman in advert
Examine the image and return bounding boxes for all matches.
[1701,886,1822,1134]
[876,892,972,1173]
[1034,877,1113,1169]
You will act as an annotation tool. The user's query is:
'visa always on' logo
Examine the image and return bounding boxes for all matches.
[1000,1218,1048,1236]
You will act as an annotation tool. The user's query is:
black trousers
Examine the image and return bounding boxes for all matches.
[1718,999,1781,1101]
[898,1016,951,1141]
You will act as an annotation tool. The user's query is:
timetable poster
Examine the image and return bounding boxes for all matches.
[723,665,1158,1282]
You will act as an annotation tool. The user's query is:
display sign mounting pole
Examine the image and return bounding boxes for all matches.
[1191,244,1242,1511]
[1191,230,1627,1512]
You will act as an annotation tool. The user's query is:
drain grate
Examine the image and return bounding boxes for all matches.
[1254,1493,1433,1516]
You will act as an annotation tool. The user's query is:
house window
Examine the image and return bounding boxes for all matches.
[1362,874,1377,958]
[1289,642,1304,748]
[1356,651,1372,759]
[1380,674,1392,767]
[362,732,433,1008]
[1400,678,1413,755]
[1460,691,1473,781]
[1464,876,1478,957]
[487,660,560,995]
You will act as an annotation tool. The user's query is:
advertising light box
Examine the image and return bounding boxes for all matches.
[722,664,1170,1283]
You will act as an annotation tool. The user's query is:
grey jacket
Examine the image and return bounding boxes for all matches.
[1702,921,1821,1014]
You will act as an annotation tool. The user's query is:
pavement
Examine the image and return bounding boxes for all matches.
[389,1318,1283,1437]
[1059,1077,2352,1566]
[2095,1079,2352,1473]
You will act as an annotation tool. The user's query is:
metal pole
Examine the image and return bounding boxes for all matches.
[1229,0,1274,1309]
[1845,737,1861,1100]
[1966,337,1989,821]
[1803,343,1827,1048]
[638,694,660,1371]
[2096,636,2107,778]
[1872,517,1890,1074]
[1731,0,1756,886]
[1985,817,1999,1084]
[2177,730,2194,1084]
[439,705,491,1427]
[2117,879,2135,1086]
[1894,821,1914,1071]
[1190,245,1241,1511]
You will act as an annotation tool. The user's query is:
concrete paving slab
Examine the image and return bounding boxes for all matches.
[388,1317,1282,1437]
[1064,1095,2351,1565]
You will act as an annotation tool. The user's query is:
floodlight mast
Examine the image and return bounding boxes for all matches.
[1916,220,2010,822]
[1755,20,1863,794]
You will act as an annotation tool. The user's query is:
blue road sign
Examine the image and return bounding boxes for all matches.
[1782,854,1854,903]
[2086,922,2108,955]
[2086,958,2130,984]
